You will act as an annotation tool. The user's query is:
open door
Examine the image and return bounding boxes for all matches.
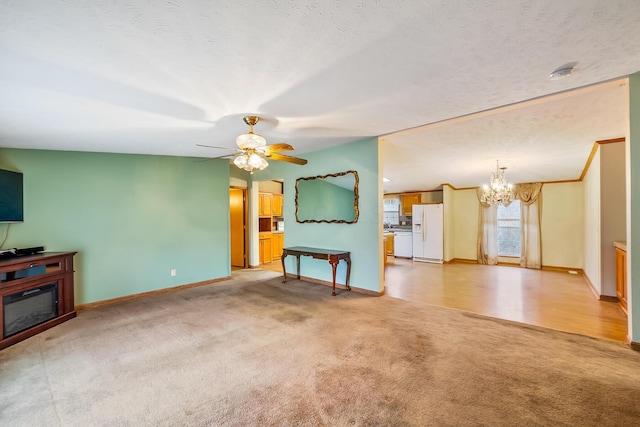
[230,187,247,268]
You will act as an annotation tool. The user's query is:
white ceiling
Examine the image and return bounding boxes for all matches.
[1,1,640,193]
[382,79,629,192]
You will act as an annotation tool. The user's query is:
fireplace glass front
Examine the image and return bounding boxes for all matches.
[3,282,58,338]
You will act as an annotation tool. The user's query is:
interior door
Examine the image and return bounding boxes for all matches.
[230,188,246,268]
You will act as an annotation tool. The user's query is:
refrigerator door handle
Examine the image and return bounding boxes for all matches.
[422,209,427,242]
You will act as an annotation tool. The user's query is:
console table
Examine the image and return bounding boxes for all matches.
[1,252,77,350]
[281,246,351,296]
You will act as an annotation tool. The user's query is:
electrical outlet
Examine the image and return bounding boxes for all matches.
[170,269,176,277]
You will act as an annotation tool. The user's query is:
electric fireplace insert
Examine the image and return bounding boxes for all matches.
[3,282,58,338]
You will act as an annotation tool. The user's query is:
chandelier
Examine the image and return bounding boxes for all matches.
[481,160,515,206]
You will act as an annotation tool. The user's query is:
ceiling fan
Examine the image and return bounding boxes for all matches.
[197,115,308,173]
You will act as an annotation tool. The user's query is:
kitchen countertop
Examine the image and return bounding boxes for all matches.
[384,227,412,233]
[613,241,627,251]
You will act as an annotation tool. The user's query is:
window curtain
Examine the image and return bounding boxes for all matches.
[515,183,543,269]
[477,189,499,265]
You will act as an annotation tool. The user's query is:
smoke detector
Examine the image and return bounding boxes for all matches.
[549,63,577,80]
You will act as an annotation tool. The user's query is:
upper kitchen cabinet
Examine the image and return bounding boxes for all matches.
[272,193,284,216]
[401,193,421,215]
[259,193,273,216]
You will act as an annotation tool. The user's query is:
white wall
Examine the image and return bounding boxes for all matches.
[439,183,586,268]
[443,185,455,261]
[541,182,584,269]
[230,177,247,187]
[583,150,602,294]
[600,142,627,296]
[258,180,283,194]
[452,188,478,260]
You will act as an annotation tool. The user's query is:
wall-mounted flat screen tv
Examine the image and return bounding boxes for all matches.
[0,168,24,222]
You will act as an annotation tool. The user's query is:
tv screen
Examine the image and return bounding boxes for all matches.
[0,169,24,222]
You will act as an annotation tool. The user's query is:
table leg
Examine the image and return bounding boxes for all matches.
[345,256,351,291]
[281,253,287,283]
[296,255,301,279]
[329,258,339,296]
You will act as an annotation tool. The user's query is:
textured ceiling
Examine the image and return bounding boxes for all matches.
[1,1,640,193]
[382,79,628,192]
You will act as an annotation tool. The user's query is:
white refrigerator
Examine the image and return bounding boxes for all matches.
[412,204,444,264]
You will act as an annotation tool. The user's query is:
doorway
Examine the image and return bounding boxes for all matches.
[230,187,247,268]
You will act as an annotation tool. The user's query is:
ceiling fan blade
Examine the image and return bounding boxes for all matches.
[267,152,308,165]
[195,153,234,162]
[262,143,294,153]
[196,144,239,151]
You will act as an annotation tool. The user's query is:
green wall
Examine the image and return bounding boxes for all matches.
[254,137,382,293]
[0,148,231,305]
[629,73,640,344]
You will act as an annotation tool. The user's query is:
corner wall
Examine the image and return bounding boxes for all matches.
[253,137,382,293]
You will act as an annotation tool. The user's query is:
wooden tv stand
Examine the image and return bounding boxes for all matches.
[0,252,77,350]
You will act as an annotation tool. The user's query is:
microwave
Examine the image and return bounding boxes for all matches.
[275,221,284,231]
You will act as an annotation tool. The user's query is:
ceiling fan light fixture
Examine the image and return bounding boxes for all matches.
[233,154,248,168]
[233,151,268,174]
[199,115,304,173]
[248,153,267,169]
[236,132,266,149]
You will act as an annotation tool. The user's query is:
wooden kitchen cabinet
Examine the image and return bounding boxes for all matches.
[259,193,273,216]
[272,233,284,261]
[616,247,627,315]
[259,232,272,264]
[272,194,283,216]
[401,193,421,215]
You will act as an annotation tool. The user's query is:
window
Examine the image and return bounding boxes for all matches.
[383,196,400,226]
[497,200,521,257]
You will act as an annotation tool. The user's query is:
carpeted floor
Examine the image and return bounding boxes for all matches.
[1,269,639,426]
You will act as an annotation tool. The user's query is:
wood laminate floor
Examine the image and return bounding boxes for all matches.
[259,257,628,343]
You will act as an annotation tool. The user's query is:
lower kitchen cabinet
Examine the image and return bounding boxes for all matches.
[259,233,272,265]
[272,233,284,261]
[616,247,627,315]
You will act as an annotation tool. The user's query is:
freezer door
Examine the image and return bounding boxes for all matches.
[412,204,423,233]
[412,231,423,259]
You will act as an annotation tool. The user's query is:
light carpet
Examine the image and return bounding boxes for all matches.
[1,269,639,426]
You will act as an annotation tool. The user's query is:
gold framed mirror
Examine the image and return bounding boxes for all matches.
[295,170,359,224]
